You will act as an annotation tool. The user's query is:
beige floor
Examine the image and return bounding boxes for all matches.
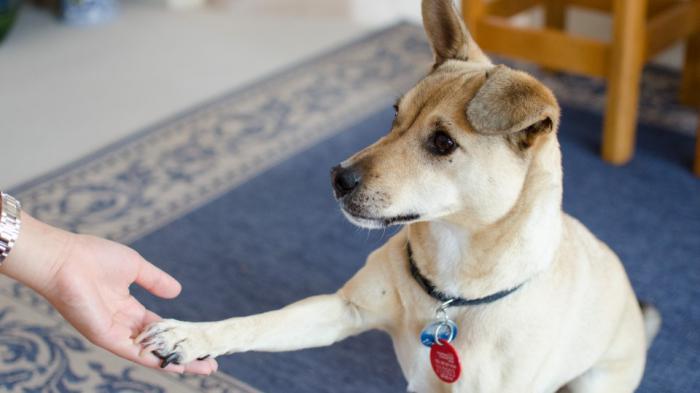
[0,0,396,189]
[0,0,684,189]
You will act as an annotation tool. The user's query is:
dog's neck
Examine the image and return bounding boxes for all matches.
[407,136,564,299]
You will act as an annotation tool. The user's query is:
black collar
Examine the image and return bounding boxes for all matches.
[407,242,524,308]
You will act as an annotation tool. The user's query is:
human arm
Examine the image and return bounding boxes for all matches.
[0,211,218,374]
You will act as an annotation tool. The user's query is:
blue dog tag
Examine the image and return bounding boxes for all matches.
[420,320,458,347]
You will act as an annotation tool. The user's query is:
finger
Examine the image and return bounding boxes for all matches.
[113,298,148,334]
[150,350,216,375]
[135,260,182,299]
[129,309,161,341]
[183,358,218,375]
[141,309,162,327]
[132,340,215,375]
[112,299,157,338]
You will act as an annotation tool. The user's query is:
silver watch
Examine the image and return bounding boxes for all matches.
[0,192,22,264]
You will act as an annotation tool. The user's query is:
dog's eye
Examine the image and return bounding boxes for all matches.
[429,131,457,156]
[393,104,399,118]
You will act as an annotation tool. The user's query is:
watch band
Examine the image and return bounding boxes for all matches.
[0,192,22,264]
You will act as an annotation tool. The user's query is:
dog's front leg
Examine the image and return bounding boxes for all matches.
[135,294,369,366]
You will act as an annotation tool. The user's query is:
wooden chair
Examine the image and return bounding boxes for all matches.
[461,0,700,165]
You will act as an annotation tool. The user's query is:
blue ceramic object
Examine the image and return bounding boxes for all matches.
[420,320,459,347]
[61,0,116,25]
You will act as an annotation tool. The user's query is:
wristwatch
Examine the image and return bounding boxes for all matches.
[0,192,22,264]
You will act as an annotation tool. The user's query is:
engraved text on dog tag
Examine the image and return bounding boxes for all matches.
[430,339,461,383]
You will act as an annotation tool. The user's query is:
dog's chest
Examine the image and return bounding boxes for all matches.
[392,312,532,393]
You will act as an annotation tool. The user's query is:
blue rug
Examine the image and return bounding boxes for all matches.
[7,23,700,392]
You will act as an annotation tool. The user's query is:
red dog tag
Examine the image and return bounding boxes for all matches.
[430,339,461,383]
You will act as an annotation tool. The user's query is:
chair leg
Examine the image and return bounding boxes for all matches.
[681,31,700,108]
[602,0,648,165]
[540,0,567,73]
[544,0,566,31]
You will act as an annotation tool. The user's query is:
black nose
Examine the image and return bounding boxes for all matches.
[331,165,361,197]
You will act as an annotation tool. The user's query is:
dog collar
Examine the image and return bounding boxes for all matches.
[407,242,524,308]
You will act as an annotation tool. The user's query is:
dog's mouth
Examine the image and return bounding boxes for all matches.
[332,179,421,228]
[341,208,421,229]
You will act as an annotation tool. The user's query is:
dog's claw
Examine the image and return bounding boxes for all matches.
[139,319,212,365]
[151,350,167,361]
[197,355,210,360]
[136,327,171,345]
[159,352,181,368]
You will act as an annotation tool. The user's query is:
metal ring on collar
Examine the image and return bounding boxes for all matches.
[433,322,455,346]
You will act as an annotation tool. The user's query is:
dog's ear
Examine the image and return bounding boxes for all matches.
[467,65,559,150]
[421,0,490,67]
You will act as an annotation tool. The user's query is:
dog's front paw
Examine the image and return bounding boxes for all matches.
[136,319,214,368]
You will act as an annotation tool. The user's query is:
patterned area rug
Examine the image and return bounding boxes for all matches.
[3,22,699,392]
[0,281,259,392]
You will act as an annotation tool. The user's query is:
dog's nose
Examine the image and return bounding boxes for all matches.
[331,165,361,197]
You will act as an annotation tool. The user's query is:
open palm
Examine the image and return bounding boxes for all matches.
[43,233,218,374]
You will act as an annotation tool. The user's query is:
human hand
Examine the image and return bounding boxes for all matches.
[0,214,217,375]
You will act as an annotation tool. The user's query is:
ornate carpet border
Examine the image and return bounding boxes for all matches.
[12,22,434,244]
[12,24,696,244]
[0,275,261,392]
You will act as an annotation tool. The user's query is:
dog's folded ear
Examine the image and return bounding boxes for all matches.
[422,0,490,66]
[467,65,560,149]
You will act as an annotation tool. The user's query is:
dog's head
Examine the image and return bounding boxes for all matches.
[331,0,560,229]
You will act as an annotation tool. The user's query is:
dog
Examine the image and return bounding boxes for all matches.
[136,1,661,391]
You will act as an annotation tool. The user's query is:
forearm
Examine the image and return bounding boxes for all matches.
[230,293,366,352]
[136,253,398,364]
[0,213,73,295]
[138,293,372,363]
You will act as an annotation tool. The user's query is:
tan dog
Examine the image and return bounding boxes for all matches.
[136,1,661,391]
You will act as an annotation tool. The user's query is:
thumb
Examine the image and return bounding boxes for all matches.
[135,259,182,299]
